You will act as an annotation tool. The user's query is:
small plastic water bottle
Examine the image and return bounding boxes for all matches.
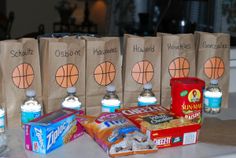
[101,85,121,113]
[21,89,42,127]
[138,83,157,106]
[61,87,82,110]
[204,80,222,114]
[0,105,7,155]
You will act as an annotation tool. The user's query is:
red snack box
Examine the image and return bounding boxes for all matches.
[118,105,201,148]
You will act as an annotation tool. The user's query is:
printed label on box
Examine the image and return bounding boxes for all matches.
[172,137,182,144]
[143,114,174,125]
[154,137,171,146]
[183,132,197,145]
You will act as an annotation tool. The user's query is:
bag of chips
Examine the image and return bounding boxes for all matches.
[77,112,157,157]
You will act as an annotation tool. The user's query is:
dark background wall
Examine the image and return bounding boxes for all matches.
[0,0,234,38]
[0,0,6,14]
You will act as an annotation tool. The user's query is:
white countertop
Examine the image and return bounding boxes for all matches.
[6,131,236,158]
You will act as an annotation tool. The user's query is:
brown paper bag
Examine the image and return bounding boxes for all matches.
[0,68,3,107]
[123,34,161,107]
[84,37,122,115]
[195,31,230,108]
[0,38,42,128]
[199,118,236,146]
[40,37,86,113]
[159,33,196,108]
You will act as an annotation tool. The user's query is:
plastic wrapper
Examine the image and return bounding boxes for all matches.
[77,112,157,157]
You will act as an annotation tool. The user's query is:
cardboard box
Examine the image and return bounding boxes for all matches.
[118,105,201,148]
[24,108,84,154]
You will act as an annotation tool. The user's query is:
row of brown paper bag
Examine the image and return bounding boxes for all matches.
[41,36,123,116]
[0,32,230,127]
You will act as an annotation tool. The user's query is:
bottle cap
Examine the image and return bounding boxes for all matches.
[26,89,36,97]
[67,87,76,94]
[144,83,152,90]
[106,84,116,92]
[210,80,218,85]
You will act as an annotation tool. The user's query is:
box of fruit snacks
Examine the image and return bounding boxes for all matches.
[118,105,201,148]
[24,108,84,154]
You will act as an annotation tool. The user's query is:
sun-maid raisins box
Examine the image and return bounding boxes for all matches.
[118,105,201,148]
[24,108,84,154]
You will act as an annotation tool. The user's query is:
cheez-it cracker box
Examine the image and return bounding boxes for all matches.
[24,108,84,154]
[118,105,201,148]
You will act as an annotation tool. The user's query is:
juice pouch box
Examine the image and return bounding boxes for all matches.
[118,105,200,148]
[24,108,84,154]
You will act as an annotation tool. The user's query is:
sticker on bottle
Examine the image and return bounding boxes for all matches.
[0,115,5,132]
[21,111,41,124]
[102,105,120,113]
[204,96,222,108]
[138,101,157,106]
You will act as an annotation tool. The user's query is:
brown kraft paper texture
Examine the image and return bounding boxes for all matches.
[123,34,161,107]
[159,33,196,108]
[39,37,86,113]
[0,38,42,128]
[199,118,236,146]
[84,37,122,115]
[195,32,230,108]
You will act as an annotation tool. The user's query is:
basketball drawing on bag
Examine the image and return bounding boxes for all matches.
[168,57,190,78]
[204,56,224,79]
[55,64,79,88]
[93,61,116,86]
[131,60,154,84]
[12,63,35,89]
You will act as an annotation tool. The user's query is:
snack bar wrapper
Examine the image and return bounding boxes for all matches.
[77,112,157,157]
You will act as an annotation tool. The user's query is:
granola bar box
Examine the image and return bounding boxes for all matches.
[24,108,84,154]
[118,105,201,148]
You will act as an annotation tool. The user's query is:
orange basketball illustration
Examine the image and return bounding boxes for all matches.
[204,57,224,79]
[94,61,116,86]
[55,64,79,88]
[12,63,34,89]
[131,60,154,84]
[168,57,190,78]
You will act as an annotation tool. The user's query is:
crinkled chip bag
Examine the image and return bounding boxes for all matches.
[77,112,157,157]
